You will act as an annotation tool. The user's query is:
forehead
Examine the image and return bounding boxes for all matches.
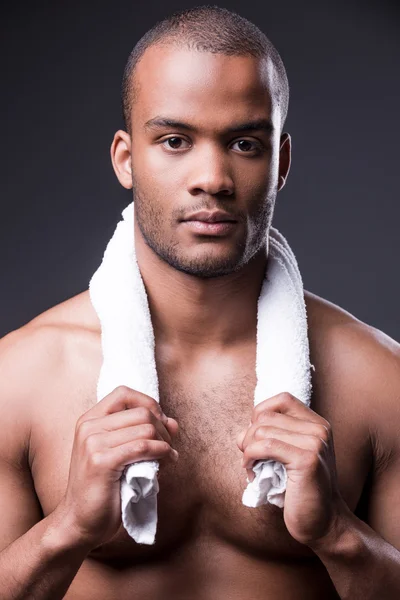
[132,45,278,130]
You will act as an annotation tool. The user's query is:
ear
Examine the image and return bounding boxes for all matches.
[110,130,133,189]
[277,132,291,191]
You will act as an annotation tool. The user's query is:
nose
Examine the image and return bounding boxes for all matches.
[187,145,234,197]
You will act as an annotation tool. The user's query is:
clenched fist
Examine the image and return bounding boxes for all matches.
[55,385,179,549]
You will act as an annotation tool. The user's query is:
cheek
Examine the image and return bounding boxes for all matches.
[134,149,188,203]
[235,149,274,193]
[239,176,270,207]
[137,144,181,180]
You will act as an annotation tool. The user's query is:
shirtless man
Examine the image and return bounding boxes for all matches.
[1,6,399,599]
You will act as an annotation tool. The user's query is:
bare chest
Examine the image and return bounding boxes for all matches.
[30,349,371,567]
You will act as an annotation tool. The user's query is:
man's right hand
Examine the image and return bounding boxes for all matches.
[55,385,179,549]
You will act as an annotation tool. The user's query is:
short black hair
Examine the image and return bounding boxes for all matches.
[121,5,289,134]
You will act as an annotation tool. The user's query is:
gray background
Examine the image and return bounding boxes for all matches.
[1,0,399,340]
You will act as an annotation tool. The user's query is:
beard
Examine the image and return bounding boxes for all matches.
[132,174,276,279]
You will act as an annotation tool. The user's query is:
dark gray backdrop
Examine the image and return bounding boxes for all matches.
[1,0,399,340]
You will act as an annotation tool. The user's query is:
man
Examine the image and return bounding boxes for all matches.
[0,5,399,599]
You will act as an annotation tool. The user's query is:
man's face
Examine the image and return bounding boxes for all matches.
[128,45,288,278]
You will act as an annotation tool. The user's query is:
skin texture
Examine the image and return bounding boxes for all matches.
[0,44,400,599]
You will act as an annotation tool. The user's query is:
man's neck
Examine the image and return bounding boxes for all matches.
[134,234,269,358]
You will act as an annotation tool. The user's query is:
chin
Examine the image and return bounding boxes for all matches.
[170,252,245,278]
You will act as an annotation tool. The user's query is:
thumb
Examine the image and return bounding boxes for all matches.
[236,428,247,451]
[236,421,252,450]
[165,416,179,438]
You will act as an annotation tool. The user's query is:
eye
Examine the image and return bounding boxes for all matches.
[231,139,263,153]
[161,136,191,151]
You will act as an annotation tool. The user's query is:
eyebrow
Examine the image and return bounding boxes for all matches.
[144,116,274,135]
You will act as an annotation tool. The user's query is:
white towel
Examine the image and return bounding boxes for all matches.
[89,202,313,545]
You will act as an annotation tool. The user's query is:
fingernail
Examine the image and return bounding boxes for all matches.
[172,449,179,461]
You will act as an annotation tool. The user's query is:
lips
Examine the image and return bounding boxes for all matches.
[183,210,237,223]
[182,220,238,236]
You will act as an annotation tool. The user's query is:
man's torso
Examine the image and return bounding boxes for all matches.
[17,290,375,598]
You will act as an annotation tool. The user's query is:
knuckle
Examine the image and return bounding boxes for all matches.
[254,403,265,418]
[254,425,268,440]
[83,432,99,454]
[255,408,273,423]
[258,410,276,423]
[76,421,92,443]
[322,420,331,433]
[88,450,105,469]
[279,391,294,403]
[317,424,330,441]
[253,427,263,440]
[134,439,149,455]
[137,406,153,422]
[157,441,172,459]
[76,417,90,434]
[263,437,276,450]
[253,404,262,416]
[114,385,131,400]
[144,423,157,439]
[311,436,323,453]
[161,441,172,454]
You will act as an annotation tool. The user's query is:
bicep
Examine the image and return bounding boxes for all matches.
[361,328,400,551]
[0,457,43,552]
[0,328,44,552]
[366,447,400,552]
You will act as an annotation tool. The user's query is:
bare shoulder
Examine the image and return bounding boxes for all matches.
[0,290,100,463]
[26,288,100,333]
[304,290,400,460]
[1,289,100,380]
[305,289,400,379]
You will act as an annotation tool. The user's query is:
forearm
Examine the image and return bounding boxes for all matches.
[0,506,92,600]
[309,505,400,600]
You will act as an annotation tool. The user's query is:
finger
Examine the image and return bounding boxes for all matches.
[236,428,247,450]
[239,415,330,452]
[97,423,166,448]
[164,416,179,439]
[252,392,327,427]
[242,430,324,469]
[107,439,179,473]
[81,407,173,445]
[83,386,167,424]
[236,419,253,450]
[246,467,256,482]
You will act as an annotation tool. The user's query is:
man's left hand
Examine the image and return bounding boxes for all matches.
[236,391,348,547]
